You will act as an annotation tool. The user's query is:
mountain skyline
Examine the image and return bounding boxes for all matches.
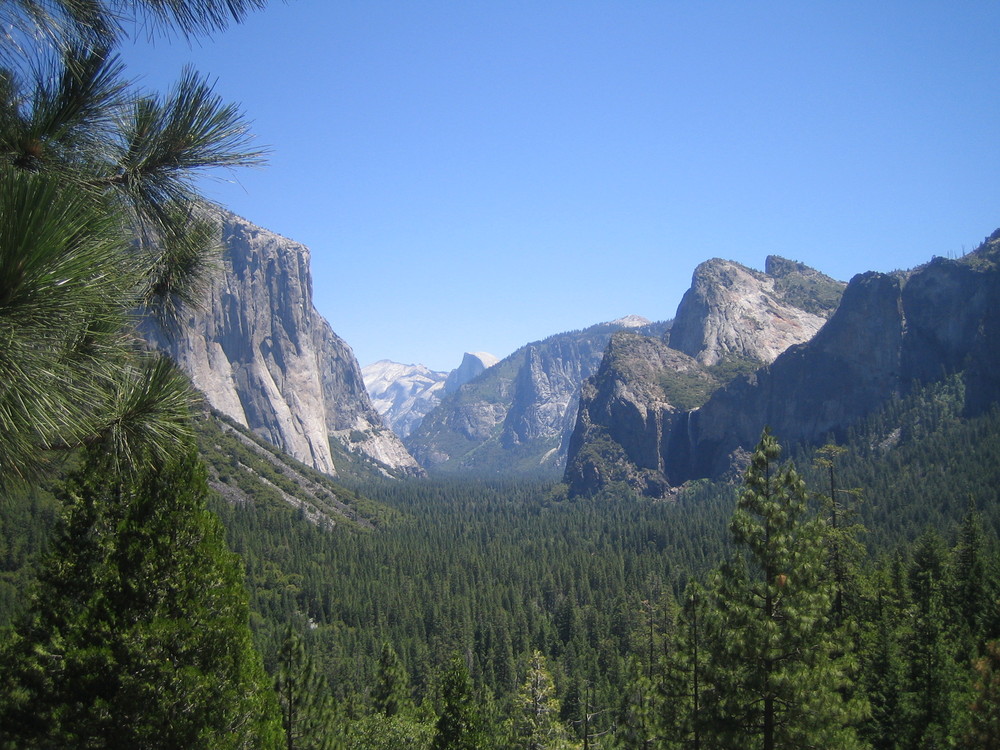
[118,2,1000,370]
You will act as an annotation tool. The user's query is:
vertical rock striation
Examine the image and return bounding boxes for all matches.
[565,235,1000,498]
[406,318,667,476]
[144,209,423,478]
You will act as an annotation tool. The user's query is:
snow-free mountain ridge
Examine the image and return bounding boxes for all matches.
[143,209,423,479]
[565,239,1000,497]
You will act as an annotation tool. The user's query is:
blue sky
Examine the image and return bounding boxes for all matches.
[122,1,1000,372]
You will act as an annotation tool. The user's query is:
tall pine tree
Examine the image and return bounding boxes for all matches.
[702,428,866,749]
[511,650,577,750]
[372,641,414,718]
[432,656,486,750]
[274,625,339,750]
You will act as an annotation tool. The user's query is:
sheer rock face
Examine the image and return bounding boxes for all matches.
[144,210,423,478]
[565,234,1000,497]
[669,256,844,365]
[682,238,1000,480]
[682,271,906,480]
[565,256,845,498]
[444,352,500,394]
[564,333,709,499]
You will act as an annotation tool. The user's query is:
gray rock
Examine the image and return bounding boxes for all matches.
[144,209,423,478]
[406,319,669,476]
[669,257,843,366]
[565,233,1000,498]
[444,352,500,394]
[565,256,845,497]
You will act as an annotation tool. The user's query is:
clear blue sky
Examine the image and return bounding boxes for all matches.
[121,1,1000,372]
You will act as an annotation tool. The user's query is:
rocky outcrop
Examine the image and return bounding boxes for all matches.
[565,233,1000,497]
[564,333,712,498]
[679,271,906,480]
[565,256,845,497]
[680,235,1000,479]
[406,318,668,476]
[669,256,844,365]
[144,209,423,478]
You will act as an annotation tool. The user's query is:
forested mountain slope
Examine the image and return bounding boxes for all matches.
[5,361,1000,747]
[199,378,1000,745]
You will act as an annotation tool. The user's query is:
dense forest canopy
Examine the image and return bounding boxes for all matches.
[4,371,1000,747]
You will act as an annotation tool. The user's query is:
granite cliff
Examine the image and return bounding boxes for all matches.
[361,353,499,439]
[445,352,500,394]
[565,256,845,497]
[143,209,423,478]
[566,236,1000,498]
[679,234,1000,482]
[669,256,844,365]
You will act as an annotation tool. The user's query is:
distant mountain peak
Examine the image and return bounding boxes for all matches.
[606,315,652,328]
[362,360,448,438]
[443,352,499,394]
[404,318,671,477]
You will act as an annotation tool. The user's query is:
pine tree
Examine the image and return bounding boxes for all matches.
[372,641,414,718]
[0,444,282,748]
[432,656,486,750]
[512,650,577,750]
[953,500,988,643]
[274,625,339,750]
[900,528,966,748]
[2,0,268,52]
[0,0,267,486]
[857,566,907,750]
[966,640,1000,748]
[813,443,865,629]
[702,428,866,749]
[658,581,706,750]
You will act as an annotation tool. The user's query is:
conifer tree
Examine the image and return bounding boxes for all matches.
[966,640,1000,748]
[900,528,966,748]
[658,581,706,750]
[432,656,486,750]
[372,641,414,718]
[0,0,267,486]
[0,444,282,749]
[702,428,866,749]
[954,500,989,643]
[512,650,577,750]
[857,567,907,750]
[274,625,339,750]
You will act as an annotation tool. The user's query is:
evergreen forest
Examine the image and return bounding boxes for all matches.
[5,368,1000,747]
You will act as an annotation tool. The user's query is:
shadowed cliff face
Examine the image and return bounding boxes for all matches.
[563,333,709,499]
[565,256,844,497]
[683,271,905,480]
[144,210,423,478]
[565,234,1000,498]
